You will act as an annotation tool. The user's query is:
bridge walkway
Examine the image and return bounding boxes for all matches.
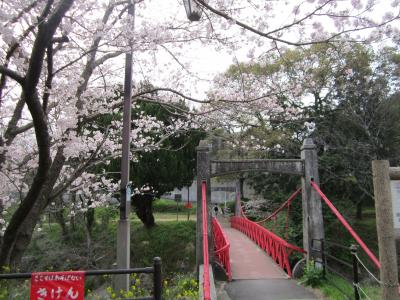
[217,216,318,300]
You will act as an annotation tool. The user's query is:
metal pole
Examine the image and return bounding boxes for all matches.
[187,186,190,221]
[153,257,162,300]
[350,244,360,300]
[115,0,135,293]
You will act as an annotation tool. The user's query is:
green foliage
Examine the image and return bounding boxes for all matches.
[9,211,196,298]
[299,260,325,288]
[225,201,235,215]
[132,221,196,274]
[104,100,205,197]
[0,266,30,300]
[163,274,199,299]
[94,207,119,229]
[104,273,147,299]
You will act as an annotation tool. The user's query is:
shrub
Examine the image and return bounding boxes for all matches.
[299,260,325,288]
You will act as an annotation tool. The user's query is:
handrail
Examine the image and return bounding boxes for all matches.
[201,181,211,300]
[212,217,232,281]
[310,180,381,269]
[231,216,305,276]
[255,188,302,224]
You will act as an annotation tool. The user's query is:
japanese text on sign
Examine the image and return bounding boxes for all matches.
[30,271,85,300]
[390,180,400,229]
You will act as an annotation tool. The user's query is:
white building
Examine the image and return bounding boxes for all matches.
[162,177,257,203]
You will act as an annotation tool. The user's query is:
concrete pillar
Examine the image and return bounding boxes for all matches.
[372,160,399,300]
[301,138,324,263]
[235,180,241,216]
[196,140,212,268]
[239,176,245,199]
[115,219,130,292]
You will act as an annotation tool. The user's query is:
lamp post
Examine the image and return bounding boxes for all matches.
[115,0,135,293]
[183,0,204,21]
[115,0,200,292]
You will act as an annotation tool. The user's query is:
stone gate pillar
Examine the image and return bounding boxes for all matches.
[196,140,212,268]
[235,180,241,216]
[301,138,325,263]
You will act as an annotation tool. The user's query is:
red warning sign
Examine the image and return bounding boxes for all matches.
[30,271,85,300]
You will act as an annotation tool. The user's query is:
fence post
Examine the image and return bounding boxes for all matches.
[153,257,162,300]
[350,245,360,300]
[372,160,399,300]
[320,239,326,278]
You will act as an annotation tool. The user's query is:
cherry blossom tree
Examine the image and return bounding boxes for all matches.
[0,0,399,268]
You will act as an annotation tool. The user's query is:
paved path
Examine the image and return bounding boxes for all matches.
[217,217,317,300]
[224,227,287,280]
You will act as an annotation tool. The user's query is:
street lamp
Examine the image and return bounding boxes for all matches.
[115,0,200,293]
[183,0,203,21]
[115,0,134,294]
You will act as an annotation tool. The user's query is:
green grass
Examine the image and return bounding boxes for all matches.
[153,199,196,213]
[144,212,196,222]
[317,273,381,300]
[130,221,196,274]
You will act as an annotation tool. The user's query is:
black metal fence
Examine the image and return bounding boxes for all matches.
[311,239,380,300]
[0,257,162,300]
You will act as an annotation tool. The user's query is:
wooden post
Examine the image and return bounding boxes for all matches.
[372,160,399,300]
[196,140,212,269]
[301,138,324,263]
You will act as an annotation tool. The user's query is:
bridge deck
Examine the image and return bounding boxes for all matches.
[223,226,287,279]
[217,217,317,300]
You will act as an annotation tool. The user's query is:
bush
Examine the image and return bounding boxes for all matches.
[163,274,199,299]
[96,273,198,300]
[225,201,235,215]
[299,260,325,288]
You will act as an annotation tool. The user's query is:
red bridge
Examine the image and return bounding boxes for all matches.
[195,139,382,300]
[200,181,381,300]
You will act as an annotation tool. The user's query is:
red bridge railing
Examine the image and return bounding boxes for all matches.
[201,181,211,300]
[231,216,305,277]
[212,217,232,281]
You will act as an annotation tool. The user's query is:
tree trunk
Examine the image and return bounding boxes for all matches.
[2,148,65,268]
[83,209,94,267]
[132,194,155,228]
[55,208,69,240]
[0,0,74,268]
[85,208,95,237]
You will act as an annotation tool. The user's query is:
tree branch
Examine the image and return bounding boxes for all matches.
[0,66,24,85]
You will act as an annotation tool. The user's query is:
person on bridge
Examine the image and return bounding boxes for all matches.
[213,205,219,216]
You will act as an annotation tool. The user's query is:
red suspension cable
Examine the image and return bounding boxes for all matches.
[202,181,211,300]
[310,180,381,269]
[254,188,302,224]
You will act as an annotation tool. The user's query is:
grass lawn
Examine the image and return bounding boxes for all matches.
[152,211,196,222]
[317,273,381,300]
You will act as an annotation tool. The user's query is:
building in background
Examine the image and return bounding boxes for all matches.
[162,177,257,203]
